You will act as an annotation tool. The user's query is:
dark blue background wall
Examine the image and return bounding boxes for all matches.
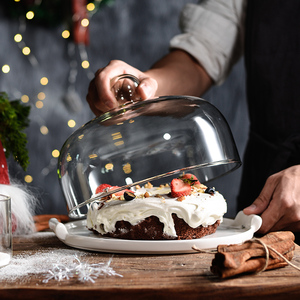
[0,0,248,218]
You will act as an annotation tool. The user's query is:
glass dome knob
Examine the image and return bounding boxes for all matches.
[110,74,142,105]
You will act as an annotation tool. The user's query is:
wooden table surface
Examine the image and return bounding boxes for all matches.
[1,232,300,300]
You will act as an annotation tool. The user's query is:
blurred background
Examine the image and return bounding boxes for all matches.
[0,0,248,218]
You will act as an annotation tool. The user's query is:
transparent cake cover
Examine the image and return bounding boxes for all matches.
[58,75,241,218]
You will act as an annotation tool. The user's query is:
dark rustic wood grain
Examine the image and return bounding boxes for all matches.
[1,233,300,300]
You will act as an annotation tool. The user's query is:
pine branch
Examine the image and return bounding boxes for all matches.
[0,92,30,171]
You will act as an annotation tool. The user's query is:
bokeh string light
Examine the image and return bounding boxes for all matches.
[1,0,104,184]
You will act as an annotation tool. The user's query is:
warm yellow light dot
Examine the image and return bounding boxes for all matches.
[87,3,95,11]
[24,175,33,183]
[52,149,60,158]
[89,154,98,159]
[105,163,114,171]
[81,18,89,27]
[26,11,34,20]
[81,60,90,69]
[37,92,46,100]
[112,132,122,140]
[67,153,72,162]
[123,163,132,174]
[21,95,29,103]
[114,140,124,146]
[35,100,44,109]
[78,134,84,140]
[68,119,76,128]
[40,125,49,135]
[14,0,21,2]
[61,30,70,39]
[22,46,31,55]
[2,65,10,73]
[40,77,48,85]
[14,34,22,42]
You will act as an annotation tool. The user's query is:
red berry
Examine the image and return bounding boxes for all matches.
[179,173,200,186]
[95,183,112,194]
[170,178,192,198]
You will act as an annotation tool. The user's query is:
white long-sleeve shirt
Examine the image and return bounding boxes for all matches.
[170,0,247,85]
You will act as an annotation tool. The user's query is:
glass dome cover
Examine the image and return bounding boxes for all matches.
[58,75,241,218]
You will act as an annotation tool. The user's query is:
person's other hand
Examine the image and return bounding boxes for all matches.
[86,60,158,116]
[243,165,300,233]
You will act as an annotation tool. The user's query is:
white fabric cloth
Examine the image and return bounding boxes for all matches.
[170,0,247,84]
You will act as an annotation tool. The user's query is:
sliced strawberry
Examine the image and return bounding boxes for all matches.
[170,178,192,198]
[95,183,112,194]
[109,186,132,196]
[179,173,200,186]
[95,184,132,197]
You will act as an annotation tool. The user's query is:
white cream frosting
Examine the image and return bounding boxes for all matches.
[87,185,227,238]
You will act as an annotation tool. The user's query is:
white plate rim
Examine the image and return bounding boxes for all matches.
[49,211,262,254]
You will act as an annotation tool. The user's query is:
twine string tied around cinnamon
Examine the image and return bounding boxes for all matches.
[250,237,300,274]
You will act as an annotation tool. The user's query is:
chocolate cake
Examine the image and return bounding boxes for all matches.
[87,174,227,240]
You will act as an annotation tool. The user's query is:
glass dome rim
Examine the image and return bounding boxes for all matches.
[67,157,242,218]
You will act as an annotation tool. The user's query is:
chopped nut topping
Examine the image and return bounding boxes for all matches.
[177,196,186,202]
[144,182,153,189]
[135,185,141,189]
[191,183,208,194]
[144,192,150,198]
[155,194,165,198]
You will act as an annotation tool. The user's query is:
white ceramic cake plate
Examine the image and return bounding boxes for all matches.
[49,211,262,254]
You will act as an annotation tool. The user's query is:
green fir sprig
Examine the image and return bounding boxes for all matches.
[0,92,30,171]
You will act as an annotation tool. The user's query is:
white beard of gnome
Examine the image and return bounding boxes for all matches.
[0,140,36,234]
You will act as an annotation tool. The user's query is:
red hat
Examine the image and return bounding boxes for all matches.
[0,140,10,185]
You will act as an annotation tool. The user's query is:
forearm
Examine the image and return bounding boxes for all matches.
[146,49,213,97]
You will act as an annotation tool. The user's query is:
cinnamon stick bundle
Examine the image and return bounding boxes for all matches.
[211,231,295,278]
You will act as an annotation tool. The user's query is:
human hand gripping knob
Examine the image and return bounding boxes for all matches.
[86,60,158,116]
[243,165,300,233]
